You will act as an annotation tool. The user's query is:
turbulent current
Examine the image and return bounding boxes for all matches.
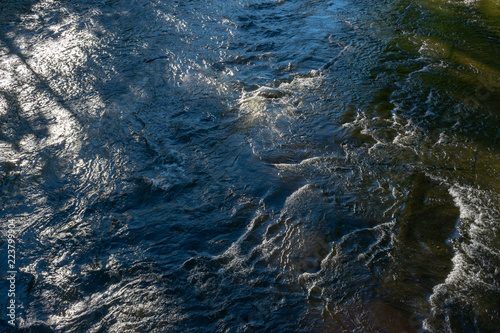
[1,0,499,332]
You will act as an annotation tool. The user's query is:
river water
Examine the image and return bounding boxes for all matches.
[0,0,499,332]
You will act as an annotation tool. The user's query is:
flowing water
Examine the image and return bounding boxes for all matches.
[1,0,499,332]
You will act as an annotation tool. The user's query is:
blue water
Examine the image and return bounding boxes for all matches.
[1,0,499,332]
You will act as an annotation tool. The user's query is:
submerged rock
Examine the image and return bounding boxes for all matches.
[379,172,460,324]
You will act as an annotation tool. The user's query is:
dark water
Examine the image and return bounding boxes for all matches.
[1,0,499,332]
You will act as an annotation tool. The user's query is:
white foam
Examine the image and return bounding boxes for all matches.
[426,183,500,329]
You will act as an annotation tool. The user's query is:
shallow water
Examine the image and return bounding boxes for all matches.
[0,0,499,332]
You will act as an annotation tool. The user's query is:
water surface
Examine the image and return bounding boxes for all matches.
[1,0,499,332]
